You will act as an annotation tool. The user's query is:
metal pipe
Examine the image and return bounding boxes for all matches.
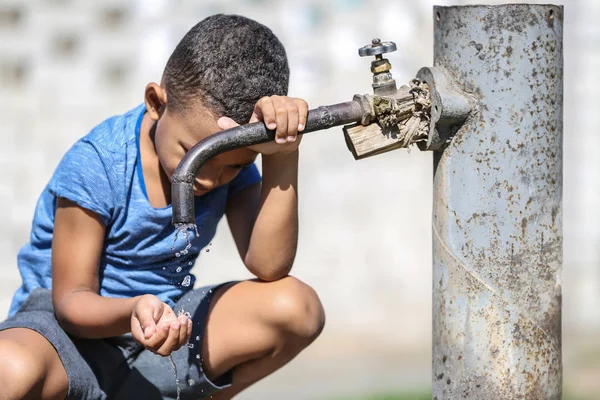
[171,100,365,225]
[432,4,563,399]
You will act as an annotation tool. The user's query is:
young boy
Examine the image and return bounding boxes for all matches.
[0,14,325,400]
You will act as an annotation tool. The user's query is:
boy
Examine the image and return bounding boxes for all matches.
[0,14,325,400]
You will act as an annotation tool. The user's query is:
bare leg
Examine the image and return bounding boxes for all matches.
[0,328,68,400]
[201,276,326,400]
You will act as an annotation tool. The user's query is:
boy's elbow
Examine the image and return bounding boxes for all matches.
[245,257,294,282]
[255,269,292,282]
[54,304,80,337]
[53,296,80,336]
[52,290,93,338]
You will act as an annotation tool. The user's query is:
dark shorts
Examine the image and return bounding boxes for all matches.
[0,284,234,400]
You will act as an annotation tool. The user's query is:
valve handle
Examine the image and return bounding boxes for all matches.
[358,38,397,57]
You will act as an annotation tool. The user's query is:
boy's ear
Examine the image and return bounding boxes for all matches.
[144,83,167,121]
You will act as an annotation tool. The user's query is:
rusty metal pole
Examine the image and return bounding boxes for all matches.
[431,5,563,399]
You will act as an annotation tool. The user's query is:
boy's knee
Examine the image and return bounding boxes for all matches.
[0,339,46,399]
[269,276,326,341]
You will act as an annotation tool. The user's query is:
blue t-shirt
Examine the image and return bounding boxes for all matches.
[8,104,261,317]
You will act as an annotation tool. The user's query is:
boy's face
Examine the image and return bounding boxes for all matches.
[145,84,257,196]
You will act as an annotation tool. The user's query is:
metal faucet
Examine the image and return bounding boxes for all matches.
[170,100,367,225]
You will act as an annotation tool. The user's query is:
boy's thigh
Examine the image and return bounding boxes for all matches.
[0,289,108,400]
[200,276,324,376]
[0,328,68,400]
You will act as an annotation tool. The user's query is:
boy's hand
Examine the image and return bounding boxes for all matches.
[217,95,308,155]
[131,294,192,356]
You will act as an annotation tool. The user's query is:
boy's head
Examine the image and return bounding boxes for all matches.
[163,13,289,124]
[144,14,289,195]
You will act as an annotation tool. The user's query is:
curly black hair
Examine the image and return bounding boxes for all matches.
[163,14,290,125]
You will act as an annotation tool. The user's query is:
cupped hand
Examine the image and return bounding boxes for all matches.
[131,294,192,356]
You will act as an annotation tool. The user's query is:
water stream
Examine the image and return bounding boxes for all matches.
[168,223,199,400]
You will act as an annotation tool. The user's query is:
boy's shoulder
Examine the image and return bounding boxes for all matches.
[81,103,145,153]
[47,104,146,224]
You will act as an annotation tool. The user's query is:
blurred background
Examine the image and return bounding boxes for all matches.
[0,0,596,399]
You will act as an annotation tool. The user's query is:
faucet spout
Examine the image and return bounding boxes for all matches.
[171,100,366,225]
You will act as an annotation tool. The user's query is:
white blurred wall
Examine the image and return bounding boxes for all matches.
[0,0,596,398]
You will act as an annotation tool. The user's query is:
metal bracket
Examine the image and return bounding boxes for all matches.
[416,66,473,151]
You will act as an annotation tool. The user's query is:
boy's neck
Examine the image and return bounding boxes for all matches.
[139,112,172,208]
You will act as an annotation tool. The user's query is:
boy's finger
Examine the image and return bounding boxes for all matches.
[144,321,170,350]
[286,100,299,141]
[257,97,276,131]
[177,317,191,349]
[273,97,288,143]
[249,107,263,124]
[217,116,239,130]
[156,321,182,356]
[135,304,158,339]
[186,318,193,342]
[296,99,308,132]
[131,317,146,343]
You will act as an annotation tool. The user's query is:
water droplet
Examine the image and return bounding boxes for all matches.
[162,267,166,270]
[188,379,195,386]
[172,224,197,261]
[206,248,210,253]
[181,275,191,287]
[196,354,200,359]
[184,311,192,319]
[188,262,193,266]
[176,266,182,273]
[187,343,194,349]
[170,246,175,251]
[196,335,200,341]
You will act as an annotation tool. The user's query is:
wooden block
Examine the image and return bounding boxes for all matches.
[343,123,407,160]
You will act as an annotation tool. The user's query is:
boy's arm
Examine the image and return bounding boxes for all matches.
[226,150,299,281]
[52,198,192,353]
[224,95,306,281]
[51,198,141,338]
